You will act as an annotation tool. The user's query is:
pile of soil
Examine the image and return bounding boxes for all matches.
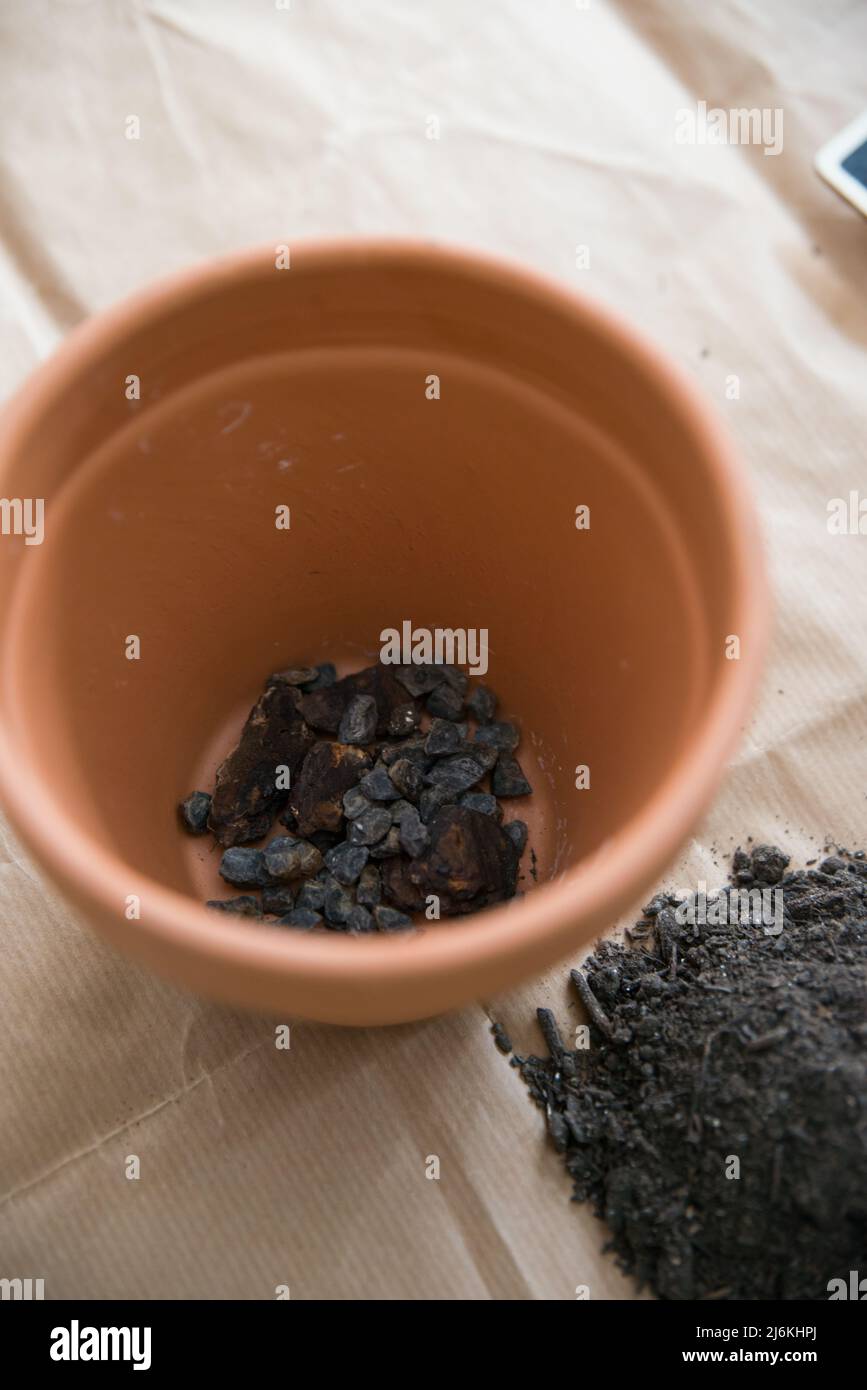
[515,844,867,1300]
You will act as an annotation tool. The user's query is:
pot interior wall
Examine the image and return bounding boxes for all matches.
[2,253,722,904]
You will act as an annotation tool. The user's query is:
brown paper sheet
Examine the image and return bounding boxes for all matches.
[1,0,865,1299]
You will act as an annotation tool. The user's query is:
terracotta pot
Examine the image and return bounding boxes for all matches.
[0,241,768,1024]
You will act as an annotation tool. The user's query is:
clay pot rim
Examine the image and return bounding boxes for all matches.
[0,238,769,995]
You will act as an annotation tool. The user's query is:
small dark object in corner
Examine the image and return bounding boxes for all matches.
[338,694,378,746]
[261,885,295,916]
[374,904,414,931]
[219,846,270,888]
[280,907,323,930]
[178,790,211,834]
[504,819,528,855]
[467,684,497,723]
[492,755,531,798]
[206,896,262,918]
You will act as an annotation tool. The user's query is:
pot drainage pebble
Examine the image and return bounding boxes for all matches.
[178,661,532,932]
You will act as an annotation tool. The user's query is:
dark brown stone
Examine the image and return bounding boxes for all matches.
[383,806,519,915]
[299,663,420,738]
[208,683,315,846]
[289,740,372,836]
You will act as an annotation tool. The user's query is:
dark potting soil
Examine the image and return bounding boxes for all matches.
[178,662,532,932]
[515,844,867,1300]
